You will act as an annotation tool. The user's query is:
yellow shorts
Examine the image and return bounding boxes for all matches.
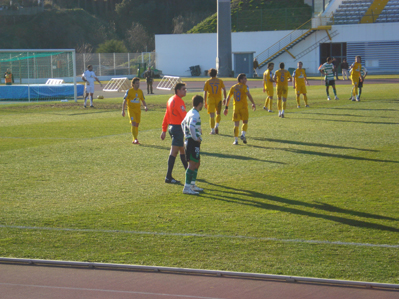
[128,109,141,124]
[207,98,222,114]
[295,85,307,94]
[277,86,288,98]
[232,107,249,122]
[265,86,274,97]
[351,77,360,86]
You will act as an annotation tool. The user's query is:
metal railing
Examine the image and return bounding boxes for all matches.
[255,19,313,66]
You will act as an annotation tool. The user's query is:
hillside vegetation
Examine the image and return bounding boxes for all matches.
[189,0,312,33]
[0,0,312,51]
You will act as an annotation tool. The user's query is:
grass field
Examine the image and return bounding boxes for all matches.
[0,82,398,284]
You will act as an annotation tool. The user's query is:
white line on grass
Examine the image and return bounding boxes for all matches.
[1,225,398,249]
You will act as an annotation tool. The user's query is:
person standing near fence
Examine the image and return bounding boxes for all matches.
[341,58,349,80]
[121,77,148,144]
[143,67,154,94]
[82,65,102,108]
[4,68,13,85]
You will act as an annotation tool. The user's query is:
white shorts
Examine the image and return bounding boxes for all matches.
[85,83,95,94]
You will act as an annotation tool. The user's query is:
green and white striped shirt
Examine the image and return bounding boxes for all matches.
[182,108,202,141]
[320,62,335,81]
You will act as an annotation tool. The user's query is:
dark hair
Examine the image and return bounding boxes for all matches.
[280,62,284,69]
[192,95,204,107]
[87,64,92,69]
[175,83,186,94]
[237,73,246,82]
[209,68,217,77]
[131,77,140,86]
[355,55,362,62]
[267,62,274,68]
[326,57,332,62]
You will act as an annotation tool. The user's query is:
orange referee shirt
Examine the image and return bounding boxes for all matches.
[162,94,187,132]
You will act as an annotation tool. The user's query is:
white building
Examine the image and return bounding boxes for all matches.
[155,0,399,76]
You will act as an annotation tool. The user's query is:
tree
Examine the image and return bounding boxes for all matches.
[96,39,127,53]
[125,22,154,52]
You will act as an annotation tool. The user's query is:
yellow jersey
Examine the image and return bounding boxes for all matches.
[263,69,274,90]
[124,88,145,112]
[275,69,291,87]
[228,83,248,110]
[203,77,225,101]
[293,68,307,88]
[350,62,362,80]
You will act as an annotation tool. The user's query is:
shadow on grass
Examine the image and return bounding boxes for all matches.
[298,111,394,119]
[324,107,399,111]
[294,117,399,126]
[199,181,399,233]
[251,137,378,152]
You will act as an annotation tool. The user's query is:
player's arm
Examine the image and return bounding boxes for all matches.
[223,95,231,115]
[94,76,102,86]
[222,87,227,104]
[247,91,256,111]
[304,71,310,86]
[292,72,296,89]
[81,73,87,83]
[161,110,169,140]
[142,99,148,112]
[121,91,128,116]
[263,74,267,92]
[203,90,208,108]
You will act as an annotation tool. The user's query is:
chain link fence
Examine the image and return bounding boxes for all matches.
[76,52,156,77]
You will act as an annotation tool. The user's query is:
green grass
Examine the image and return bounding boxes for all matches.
[0,83,398,284]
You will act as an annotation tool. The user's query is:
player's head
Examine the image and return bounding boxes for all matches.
[237,73,247,84]
[175,83,187,97]
[343,58,347,62]
[192,95,204,111]
[297,61,303,69]
[355,56,361,63]
[326,57,332,63]
[87,65,93,71]
[132,77,140,89]
[279,62,285,69]
[267,62,274,70]
[209,68,217,77]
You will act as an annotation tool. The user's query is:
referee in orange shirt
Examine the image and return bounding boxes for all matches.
[160,83,188,184]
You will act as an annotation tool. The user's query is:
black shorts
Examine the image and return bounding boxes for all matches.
[325,79,335,86]
[168,125,184,147]
[185,138,201,163]
[358,79,363,88]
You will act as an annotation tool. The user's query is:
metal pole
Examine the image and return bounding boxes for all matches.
[72,50,77,102]
[217,0,232,77]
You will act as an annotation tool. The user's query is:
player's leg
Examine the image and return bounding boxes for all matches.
[165,125,184,183]
[89,93,94,107]
[183,139,201,194]
[233,117,240,144]
[209,112,216,134]
[268,96,273,112]
[325,80,331,100]
[282,97,287,118]
[296,92,301,108]
[215,100,222,134]
[303,93,309,107]
[331,82,338,100]
[264,96,269,110]
[84,92,89,107]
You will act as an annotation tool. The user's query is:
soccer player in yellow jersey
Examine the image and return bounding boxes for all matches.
[273,62,292,118]
[203,68,226,135]
[263,62,275,112]
[121,77,148,144]
[350,56,362,101]
[223,73,256,145]
[292,61,310,108]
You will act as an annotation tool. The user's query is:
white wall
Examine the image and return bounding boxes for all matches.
[155,22,399,76]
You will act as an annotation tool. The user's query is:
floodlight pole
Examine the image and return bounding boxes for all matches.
[217,0,232,77]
